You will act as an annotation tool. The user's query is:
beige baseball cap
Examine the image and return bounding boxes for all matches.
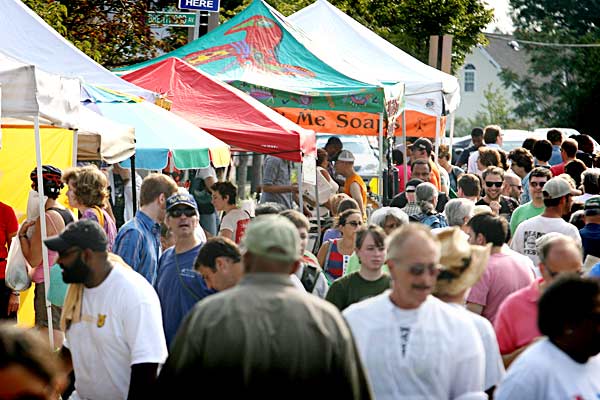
[241,215,301,263]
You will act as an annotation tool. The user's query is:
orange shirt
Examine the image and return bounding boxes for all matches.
[344,173,367,213]
[429,160,442,190]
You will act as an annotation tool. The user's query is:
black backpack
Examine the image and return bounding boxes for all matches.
[300,264,319,293]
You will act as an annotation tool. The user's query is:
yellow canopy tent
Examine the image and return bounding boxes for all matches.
[0,126,74,327]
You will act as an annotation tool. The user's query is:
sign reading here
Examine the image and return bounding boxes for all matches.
[178,0,220,12]
[147,12,197,27]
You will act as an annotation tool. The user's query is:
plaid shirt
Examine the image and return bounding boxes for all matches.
[402,202,421,218]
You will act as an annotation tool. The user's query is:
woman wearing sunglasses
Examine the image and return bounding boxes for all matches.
[317,209,363,283]
[326,225,391,310]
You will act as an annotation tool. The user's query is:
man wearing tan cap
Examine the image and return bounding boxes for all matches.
[335,150,367,216]
[157,215,372,399]
[510,176,582,275]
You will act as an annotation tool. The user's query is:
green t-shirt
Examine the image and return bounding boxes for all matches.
[325,272,392,311]
[510,201,545,234]
[344,253,389,276]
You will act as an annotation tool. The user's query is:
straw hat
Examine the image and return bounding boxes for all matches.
[434,227,491,296]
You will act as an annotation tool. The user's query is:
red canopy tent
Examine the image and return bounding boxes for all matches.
[122,57,316,162]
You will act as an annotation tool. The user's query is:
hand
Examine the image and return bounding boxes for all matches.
[290,186,300,194]
[489,201,501,215]
[18,221,35,237]
[7,293,19,314]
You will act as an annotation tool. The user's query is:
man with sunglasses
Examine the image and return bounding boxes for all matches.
[510,167,552,234]
[501,172,523,204]
[154,192,214,347]
[476,167,518,223]
[510,177,581,274]
[343,224,486,399]
[44,220,167,400]
[495,233,584,368]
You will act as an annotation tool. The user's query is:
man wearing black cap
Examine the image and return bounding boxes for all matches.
[410,137,442,190]
[579,196,600,260]
[45,219,167,400]
[392,178,423,218]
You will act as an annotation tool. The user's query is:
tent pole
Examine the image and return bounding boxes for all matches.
[72,130,78,165]
[448,112,456,162]
[314,162,321,250]
[378,113,384,202]
[34,115,54,350]
[434,116,441,163]
[130,154,137,216]
[297,163,303,212]
[402,109,408,189]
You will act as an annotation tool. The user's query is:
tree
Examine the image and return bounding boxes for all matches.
[503,0,600,136]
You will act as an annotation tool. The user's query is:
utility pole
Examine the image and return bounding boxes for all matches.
[428,34,453,73]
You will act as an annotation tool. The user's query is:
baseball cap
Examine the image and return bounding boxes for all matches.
[166,192,198,212]
[411,138,433,154]
[542,177,580,200]
[405,178,424,192]
[337,150,355,162]
[44,219,108,253]
[584,196,600,216]
[241,215,301,263]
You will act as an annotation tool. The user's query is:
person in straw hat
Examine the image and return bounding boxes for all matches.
[433,227,505,396]
[343,223,487,399]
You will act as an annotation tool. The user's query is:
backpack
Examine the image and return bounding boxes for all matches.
[419,213,448,229]
[299,264,319,293]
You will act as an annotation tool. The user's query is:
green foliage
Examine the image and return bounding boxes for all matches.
[503,0,600,136]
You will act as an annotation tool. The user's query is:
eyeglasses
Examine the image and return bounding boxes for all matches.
[485,181,503,188]
[168,208,197,218]
[530,181,547,188]
[346,221,363,227]
[391,259,439,276]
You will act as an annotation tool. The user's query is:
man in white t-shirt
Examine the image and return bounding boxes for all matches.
[343,224,486,399]
[495,276,600,399]
[45,220,167,400]
[433,227,505,396]
[510,176,582,275]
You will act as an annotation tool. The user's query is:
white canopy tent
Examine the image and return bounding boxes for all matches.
[0,0,154,101]
[0,52,135,164]
[290,0,460,117]
[0,53,134,347]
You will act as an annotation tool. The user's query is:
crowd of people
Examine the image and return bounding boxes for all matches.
[1,125,600,399]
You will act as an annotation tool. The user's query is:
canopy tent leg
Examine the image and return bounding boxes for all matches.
[434,116,441,162]
[448,112,456,162]
[297,163,303,213]
[34,115,54,350]
[130,154,137,216]
[314,165,321,250]
[402,109,408,188]
[378,113,384,202]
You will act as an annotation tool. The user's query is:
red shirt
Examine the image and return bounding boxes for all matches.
[550,162,565,176]
[493,277,543,355]
[0,202,19,278]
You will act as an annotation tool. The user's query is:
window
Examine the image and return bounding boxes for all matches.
[464,64,476,92]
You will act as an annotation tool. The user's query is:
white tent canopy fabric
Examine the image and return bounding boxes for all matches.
[0,52,135,163]
[0,0,154,101]
[290,0,460,116]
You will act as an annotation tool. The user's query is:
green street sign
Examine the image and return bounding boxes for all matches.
[147,12,197,27]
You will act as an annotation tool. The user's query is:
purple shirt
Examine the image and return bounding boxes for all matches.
[81,207,117,251]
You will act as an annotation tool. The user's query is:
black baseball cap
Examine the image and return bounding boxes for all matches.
[44,219,108,253]
[405,178,424,192]
[411,138,433,154]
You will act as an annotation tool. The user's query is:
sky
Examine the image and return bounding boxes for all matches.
[485,0,514,33]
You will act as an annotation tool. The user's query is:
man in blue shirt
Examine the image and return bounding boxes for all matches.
[547,129,564,166]
[113,173,178,285]
[155,192,214,347]
[580,196,600,259]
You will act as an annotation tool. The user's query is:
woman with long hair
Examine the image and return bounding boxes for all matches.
[317,209,363,283]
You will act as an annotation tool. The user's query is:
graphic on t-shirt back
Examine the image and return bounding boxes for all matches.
[523,231,544,256]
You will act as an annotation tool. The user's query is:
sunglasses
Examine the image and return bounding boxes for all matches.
[510,184,523,190]
[485,181,503,188]
[346,221,363,227]
[168,208,196,218]
[391,259,439,276]
[530,181,547,188]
